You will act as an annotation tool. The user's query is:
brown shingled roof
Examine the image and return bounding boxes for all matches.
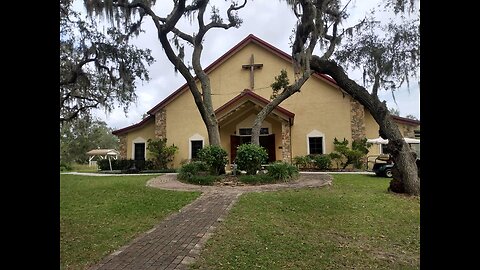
[391,115,420,126]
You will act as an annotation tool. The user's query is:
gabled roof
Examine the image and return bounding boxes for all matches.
[116,34,400,135]
[112,114,154,135]
[113,34,341,135]
[145,34,340,116]
[215,89,295,123]
[391,115,420,126]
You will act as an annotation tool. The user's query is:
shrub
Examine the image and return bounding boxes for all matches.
[267,162,299,181]
[331,138,371,169]
[146,138,178,169]
[197,145,228,175]
[235,144,268,175]
[97,159,155,171]
[311,154,331,170]
[60,161,72,172]
[293,155,312,169]
[328,152,342,169]
[178,161,209,181]
[184,175,219,186]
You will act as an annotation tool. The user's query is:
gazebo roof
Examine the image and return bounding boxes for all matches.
[86,149,119,156]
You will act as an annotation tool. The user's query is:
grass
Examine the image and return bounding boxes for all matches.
[60,174,200,270]
[60,162,99,173]
[191,174,420,270]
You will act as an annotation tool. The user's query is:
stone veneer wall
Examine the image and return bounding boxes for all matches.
[281,120,292,163]
[350,99,366,141]
[118,135,127,159]
[155,109,167,139]
[401,125,415,138]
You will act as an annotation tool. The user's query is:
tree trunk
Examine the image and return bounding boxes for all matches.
[310,56,419,196]
[251,108,271,145]
[206,118,221,146]
[157,32,221,146]
[251,72,311,146]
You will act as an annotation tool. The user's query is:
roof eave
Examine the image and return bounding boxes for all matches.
[112,115,154,135]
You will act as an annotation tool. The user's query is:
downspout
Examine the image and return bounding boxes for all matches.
[289,118,293,164]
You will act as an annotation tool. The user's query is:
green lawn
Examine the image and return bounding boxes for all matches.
[60,174,200,270]
[191,174,420,270]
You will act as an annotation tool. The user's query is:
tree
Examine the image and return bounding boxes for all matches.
[82,0,247,146]
[289,0,420,195]
[389,108,401,116]
[331,138,371,169]
[60,118,119,163]
[251,0,364,145]
[60,0,154,123]
[146,138,178,169]
[405,114,418,120]
[251,0,419,195]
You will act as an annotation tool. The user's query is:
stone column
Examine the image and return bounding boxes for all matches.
[155,109,167,139]
[281,120,292,163]
[118,135,127,159]
[350,98,366,141]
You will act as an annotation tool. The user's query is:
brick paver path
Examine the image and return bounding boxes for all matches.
[89,173,331,270]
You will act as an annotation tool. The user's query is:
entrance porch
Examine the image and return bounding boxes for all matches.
[215,89,295,165]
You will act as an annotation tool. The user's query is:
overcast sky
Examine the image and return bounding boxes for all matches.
[80,0,420,130]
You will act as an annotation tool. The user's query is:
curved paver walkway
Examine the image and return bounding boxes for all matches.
[89,173,332,270]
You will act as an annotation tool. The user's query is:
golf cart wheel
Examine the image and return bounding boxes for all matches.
[385,168,393,178]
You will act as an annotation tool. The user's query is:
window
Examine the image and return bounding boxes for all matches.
[306,130,325,155]
[238,128,269,135]
[189,134,205,159]
[134,143,145,161]
[191,140,203,159]
[308,137,323,155]
[414,130,420,138]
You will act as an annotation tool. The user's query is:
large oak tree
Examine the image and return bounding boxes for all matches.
[60,0,154,123]
[272,0,420,195]
[82,0,247,146]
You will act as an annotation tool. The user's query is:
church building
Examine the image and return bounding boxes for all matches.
[112,34,420,168]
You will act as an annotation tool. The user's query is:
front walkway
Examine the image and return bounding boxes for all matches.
[88,173,332,270]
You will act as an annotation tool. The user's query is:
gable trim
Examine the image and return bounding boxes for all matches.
[146,34,341,116]
[391,115,420,126]
[112,115,154,136]
[215,89,295,122]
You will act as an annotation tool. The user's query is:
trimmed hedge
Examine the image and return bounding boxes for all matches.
[97,159,155,171]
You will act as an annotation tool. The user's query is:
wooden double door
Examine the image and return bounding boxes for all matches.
[230,134,276,163]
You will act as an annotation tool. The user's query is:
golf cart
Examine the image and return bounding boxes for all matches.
[367,137,420,178]
[372,154,394,177]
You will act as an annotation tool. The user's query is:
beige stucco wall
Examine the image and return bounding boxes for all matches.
[122,40,394,168]
[125,118,156,160]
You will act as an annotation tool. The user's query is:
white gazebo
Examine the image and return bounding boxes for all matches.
[86,149,120,169]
